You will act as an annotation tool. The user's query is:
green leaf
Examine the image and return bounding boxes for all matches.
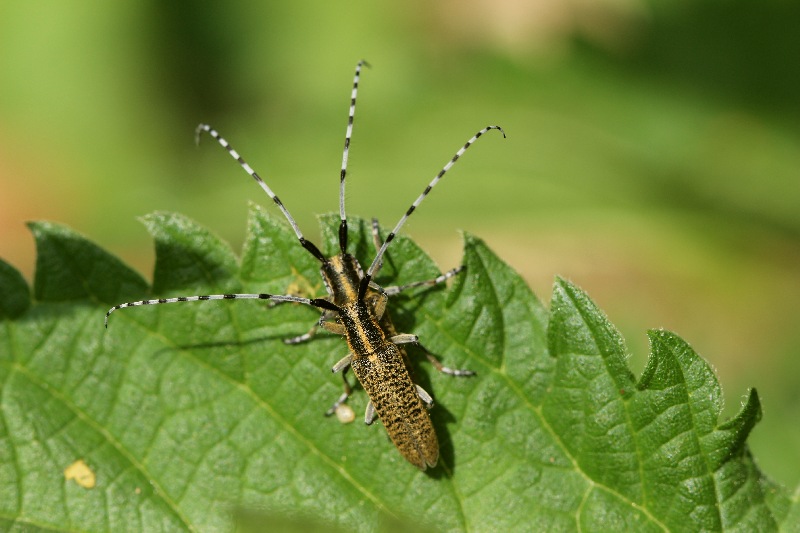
[0,205,795,532]
[0,259,30,319]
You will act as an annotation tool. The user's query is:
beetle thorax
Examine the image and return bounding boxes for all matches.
[320,254,363,306]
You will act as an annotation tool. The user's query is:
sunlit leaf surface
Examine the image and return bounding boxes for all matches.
[0,206,795,531]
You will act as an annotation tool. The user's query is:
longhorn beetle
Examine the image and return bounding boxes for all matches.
[105,61,505,470]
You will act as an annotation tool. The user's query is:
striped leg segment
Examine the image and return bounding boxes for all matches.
[361,125,506,295]
[338,60,370,254]
[383,266,464,296]
[105,293,340,328]
[423,350,476,377]
[195,124,326,262]
[390,334,476,377]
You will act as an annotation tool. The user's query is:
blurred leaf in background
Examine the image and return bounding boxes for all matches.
[1,0,798,492]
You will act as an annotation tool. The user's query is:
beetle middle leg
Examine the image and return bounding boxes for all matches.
[390,334,476,377]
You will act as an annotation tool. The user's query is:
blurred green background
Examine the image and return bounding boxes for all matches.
[1,1,798,488]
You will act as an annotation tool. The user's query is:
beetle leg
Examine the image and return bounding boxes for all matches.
[364,401,377,425]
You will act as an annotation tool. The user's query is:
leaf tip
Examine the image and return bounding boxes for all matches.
[0,258,31,319]
[460,231,484,250]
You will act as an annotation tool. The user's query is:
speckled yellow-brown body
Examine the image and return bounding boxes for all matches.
[321,254,438,470]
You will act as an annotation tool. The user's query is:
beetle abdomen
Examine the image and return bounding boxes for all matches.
[351,345,438,470]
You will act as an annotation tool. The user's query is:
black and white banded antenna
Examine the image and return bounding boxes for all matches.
[105,293,340,328]
[106,115,358,328]
[338,59,369,254]
[358,125,506,300]
[194,124,326,263]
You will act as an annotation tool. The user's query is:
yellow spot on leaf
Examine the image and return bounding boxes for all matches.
[64,459,96,489]
[285,267,320,298]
